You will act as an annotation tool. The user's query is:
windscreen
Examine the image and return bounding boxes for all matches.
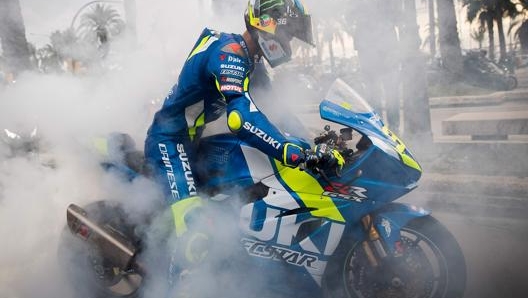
[324,78,374,115]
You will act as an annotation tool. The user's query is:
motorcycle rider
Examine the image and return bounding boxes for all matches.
[144,0,344,279]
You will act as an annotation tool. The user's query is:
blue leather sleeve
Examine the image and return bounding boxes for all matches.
[208,45,303,165]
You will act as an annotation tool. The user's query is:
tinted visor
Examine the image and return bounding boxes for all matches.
[285,14,314,46]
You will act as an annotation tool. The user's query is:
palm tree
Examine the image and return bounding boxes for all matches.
[421,20,439,55]
[437,0,464,75]
[77,3,125,55]
[470,26,487,48]
[495,0,518,61]
[464,0,495,58]
[508,1,528,53]
[36,44,62,73]
[0,0,32,74]
[401,0,432,141]
[427,0,437,58]
[463,0,518,61]
[318,19,347,74]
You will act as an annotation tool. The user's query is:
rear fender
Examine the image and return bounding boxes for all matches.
[371,202,430,255]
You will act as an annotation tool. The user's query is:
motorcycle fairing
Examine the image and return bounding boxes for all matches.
[239,187,347,291]
[270,159,346,223]
[319,99,421,173]
[371,202,430,254]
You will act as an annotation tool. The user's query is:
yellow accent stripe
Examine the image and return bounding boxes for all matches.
[274,160,345,223]
[381,126,422,172]
[187,35,212,61]
[170,196,203,237]
[243,77,250,92]
[340,102,352,110]
[189,112,205,141]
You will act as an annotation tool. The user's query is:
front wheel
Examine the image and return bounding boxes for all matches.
[323,215,466,298]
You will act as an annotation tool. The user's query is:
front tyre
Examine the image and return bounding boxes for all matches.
[323,216,466,298]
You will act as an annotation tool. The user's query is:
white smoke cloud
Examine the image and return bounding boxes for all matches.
[5,1,513,298]
[0,1,269,297]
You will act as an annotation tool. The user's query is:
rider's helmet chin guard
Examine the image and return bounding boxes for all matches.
[244,0,315,68]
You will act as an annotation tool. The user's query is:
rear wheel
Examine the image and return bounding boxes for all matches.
[323,216,466,298]
[57,201,144,298]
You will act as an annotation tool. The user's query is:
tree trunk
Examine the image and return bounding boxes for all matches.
[400,0,433,145]
[328,38,336,74]
[0,0,32,74]
[428,0,436,58]
[436,0,463,75]
[495,10,507,61]
[487,17,495,60]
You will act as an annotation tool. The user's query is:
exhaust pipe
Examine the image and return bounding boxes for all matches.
[66,203,145,274]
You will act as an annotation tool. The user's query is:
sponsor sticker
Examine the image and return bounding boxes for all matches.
[228,56,242,63]
[220,76,243,84]
[220,84,243,93]
[220,69,245,78]
[220,63,246,71]
[241,238,319,269]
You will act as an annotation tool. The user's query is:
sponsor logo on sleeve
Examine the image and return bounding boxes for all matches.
[220,84,243,93]
[228,56,242,63]
[220,63,246,72]
[220,69,245,78]
[220,76,243,84]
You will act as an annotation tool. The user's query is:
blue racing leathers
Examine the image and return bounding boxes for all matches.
[144,28,304,236]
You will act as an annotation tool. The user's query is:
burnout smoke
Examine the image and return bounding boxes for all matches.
[2,1,526,298]
[0,1,290,297]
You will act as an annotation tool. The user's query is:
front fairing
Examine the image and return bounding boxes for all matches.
[320,79,422,180]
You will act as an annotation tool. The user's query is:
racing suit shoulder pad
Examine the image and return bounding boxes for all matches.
[220,43,247,58]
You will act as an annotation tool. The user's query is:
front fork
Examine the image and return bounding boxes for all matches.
[360,214,403,267]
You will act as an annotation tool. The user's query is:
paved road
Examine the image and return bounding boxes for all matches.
[403,189,528,298]
[438,212,528,298]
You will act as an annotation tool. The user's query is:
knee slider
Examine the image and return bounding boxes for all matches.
[227,110,243,132]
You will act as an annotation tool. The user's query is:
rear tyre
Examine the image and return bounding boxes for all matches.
[57,201,143,298]
[323,215,466,298]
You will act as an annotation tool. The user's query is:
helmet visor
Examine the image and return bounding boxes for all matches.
[284,14,314,46]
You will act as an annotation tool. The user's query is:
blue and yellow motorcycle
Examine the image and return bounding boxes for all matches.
[60,79,466,298]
